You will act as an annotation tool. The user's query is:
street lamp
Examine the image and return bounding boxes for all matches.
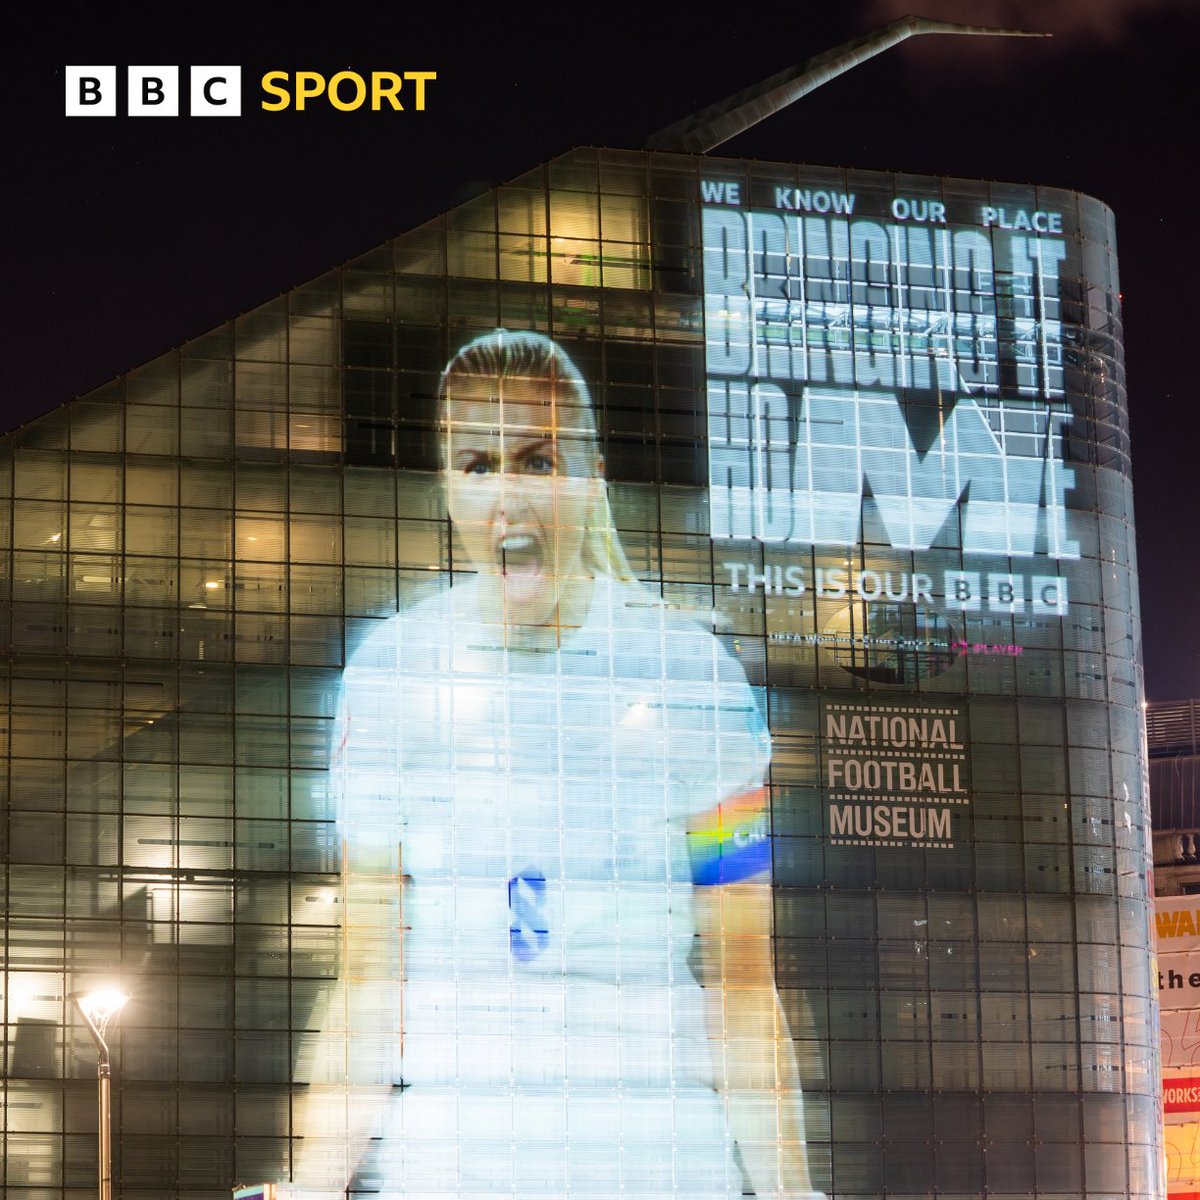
[72,987,129,1200]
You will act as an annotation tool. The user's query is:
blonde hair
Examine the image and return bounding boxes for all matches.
[438,329,633,581]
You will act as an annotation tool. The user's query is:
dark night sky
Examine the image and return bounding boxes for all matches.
[3,2,1198,698]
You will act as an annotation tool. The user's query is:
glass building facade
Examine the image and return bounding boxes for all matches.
[0,146,1155,1200]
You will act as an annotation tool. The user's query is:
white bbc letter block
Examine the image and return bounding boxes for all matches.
[128,66,179,116]
[191,66,242,116]
[65,66,116,116]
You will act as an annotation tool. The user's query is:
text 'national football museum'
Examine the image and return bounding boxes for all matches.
[0,20,1154,1200]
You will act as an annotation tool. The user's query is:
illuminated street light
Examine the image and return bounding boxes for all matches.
[72,987,129,1200]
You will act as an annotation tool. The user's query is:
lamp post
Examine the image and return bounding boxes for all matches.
[72,987,129,1200]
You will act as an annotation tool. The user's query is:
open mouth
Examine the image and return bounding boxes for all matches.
[499,533,544,579]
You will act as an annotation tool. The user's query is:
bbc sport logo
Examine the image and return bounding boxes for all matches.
[64,66,436,116]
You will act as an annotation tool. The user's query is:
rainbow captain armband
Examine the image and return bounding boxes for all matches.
[687,787,772,885]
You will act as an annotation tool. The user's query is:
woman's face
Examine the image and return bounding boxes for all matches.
[443,371,600,630]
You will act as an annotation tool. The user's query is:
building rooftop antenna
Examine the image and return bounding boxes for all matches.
[645,15,1050,154]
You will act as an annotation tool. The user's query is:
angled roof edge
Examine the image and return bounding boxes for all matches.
[3,141,1110,450]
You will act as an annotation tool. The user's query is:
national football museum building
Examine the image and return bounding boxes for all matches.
[1,27,1155,1200]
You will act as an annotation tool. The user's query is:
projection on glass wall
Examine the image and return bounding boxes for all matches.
[698,180,1095,855]
[306,325,823,1199]
[296,170,1135,1196]
[0,150,1148,1200]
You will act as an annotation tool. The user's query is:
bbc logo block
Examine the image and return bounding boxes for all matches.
[65,66,241,116]
[128,67,179,117]
[65,66,116,116]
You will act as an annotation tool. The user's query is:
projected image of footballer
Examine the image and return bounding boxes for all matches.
[290,330,823,1199]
